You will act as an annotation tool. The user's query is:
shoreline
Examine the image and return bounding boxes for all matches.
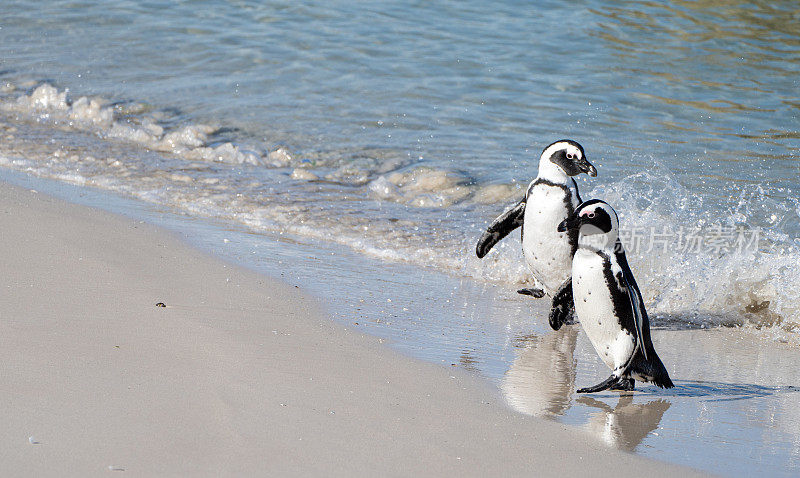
[0,180,703,475]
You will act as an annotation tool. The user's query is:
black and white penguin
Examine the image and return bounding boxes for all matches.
[476,140,597,299]
[550,199,674,393]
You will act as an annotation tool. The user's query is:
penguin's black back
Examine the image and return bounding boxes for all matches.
[602,243,674,389]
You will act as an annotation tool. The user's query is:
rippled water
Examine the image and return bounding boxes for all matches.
[2,1,796,174]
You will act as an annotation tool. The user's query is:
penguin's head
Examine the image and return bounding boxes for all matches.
[539,140,597,178]
[558,199,619,247]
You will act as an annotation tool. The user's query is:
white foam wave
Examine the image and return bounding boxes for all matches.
[586,168,800,329]
[367,168,524,208]
[3,83,268,166]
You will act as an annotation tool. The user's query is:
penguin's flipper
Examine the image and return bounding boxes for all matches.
[549,278,574,330]
[577,374,619,394]
[476,199,526,258]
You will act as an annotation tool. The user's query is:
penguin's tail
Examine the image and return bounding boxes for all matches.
[645,354,674,389]
[652,369,674,389]
[631,351,674,389]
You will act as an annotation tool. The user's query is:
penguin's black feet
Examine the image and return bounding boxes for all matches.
[578,375,635,394]
[610,376,635,392]
[517,288,545,298]
[577,374,618,394]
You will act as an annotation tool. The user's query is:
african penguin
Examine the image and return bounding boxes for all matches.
[476,140,597,300]
[550,199,674,393]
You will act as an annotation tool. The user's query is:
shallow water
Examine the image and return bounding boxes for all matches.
[1,0,800,474]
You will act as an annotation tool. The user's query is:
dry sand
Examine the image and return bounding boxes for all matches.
[0,183,706,476]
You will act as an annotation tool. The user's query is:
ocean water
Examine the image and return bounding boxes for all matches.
[0,0,799,474]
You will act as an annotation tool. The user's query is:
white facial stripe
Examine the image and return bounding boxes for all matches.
[565,144,581,160]
[541,141,580,162]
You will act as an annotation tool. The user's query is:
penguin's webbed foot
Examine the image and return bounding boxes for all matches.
[517,288,545,298]
[609,376,635,392]
[577,374,627,394]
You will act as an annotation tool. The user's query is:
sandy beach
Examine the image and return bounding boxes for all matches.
[0,184,710,476]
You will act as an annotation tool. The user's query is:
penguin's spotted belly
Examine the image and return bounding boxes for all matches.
[572,250,635,371]
[522,185,575,294]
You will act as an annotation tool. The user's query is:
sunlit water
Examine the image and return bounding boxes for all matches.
[0,1,799,475]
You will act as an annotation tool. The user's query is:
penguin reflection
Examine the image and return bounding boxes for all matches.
[578,395,670,451]
[501,325,579,417]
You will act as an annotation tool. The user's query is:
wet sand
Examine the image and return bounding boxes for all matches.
[0,183,705,476]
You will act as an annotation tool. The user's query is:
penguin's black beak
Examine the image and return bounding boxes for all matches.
[579,158,597,177]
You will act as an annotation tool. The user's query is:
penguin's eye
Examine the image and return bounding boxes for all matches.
[586,212,595,218]
[566,152,575,160]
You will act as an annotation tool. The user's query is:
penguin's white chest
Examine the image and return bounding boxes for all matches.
[572,249,635,371]
[521,185,574,294]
